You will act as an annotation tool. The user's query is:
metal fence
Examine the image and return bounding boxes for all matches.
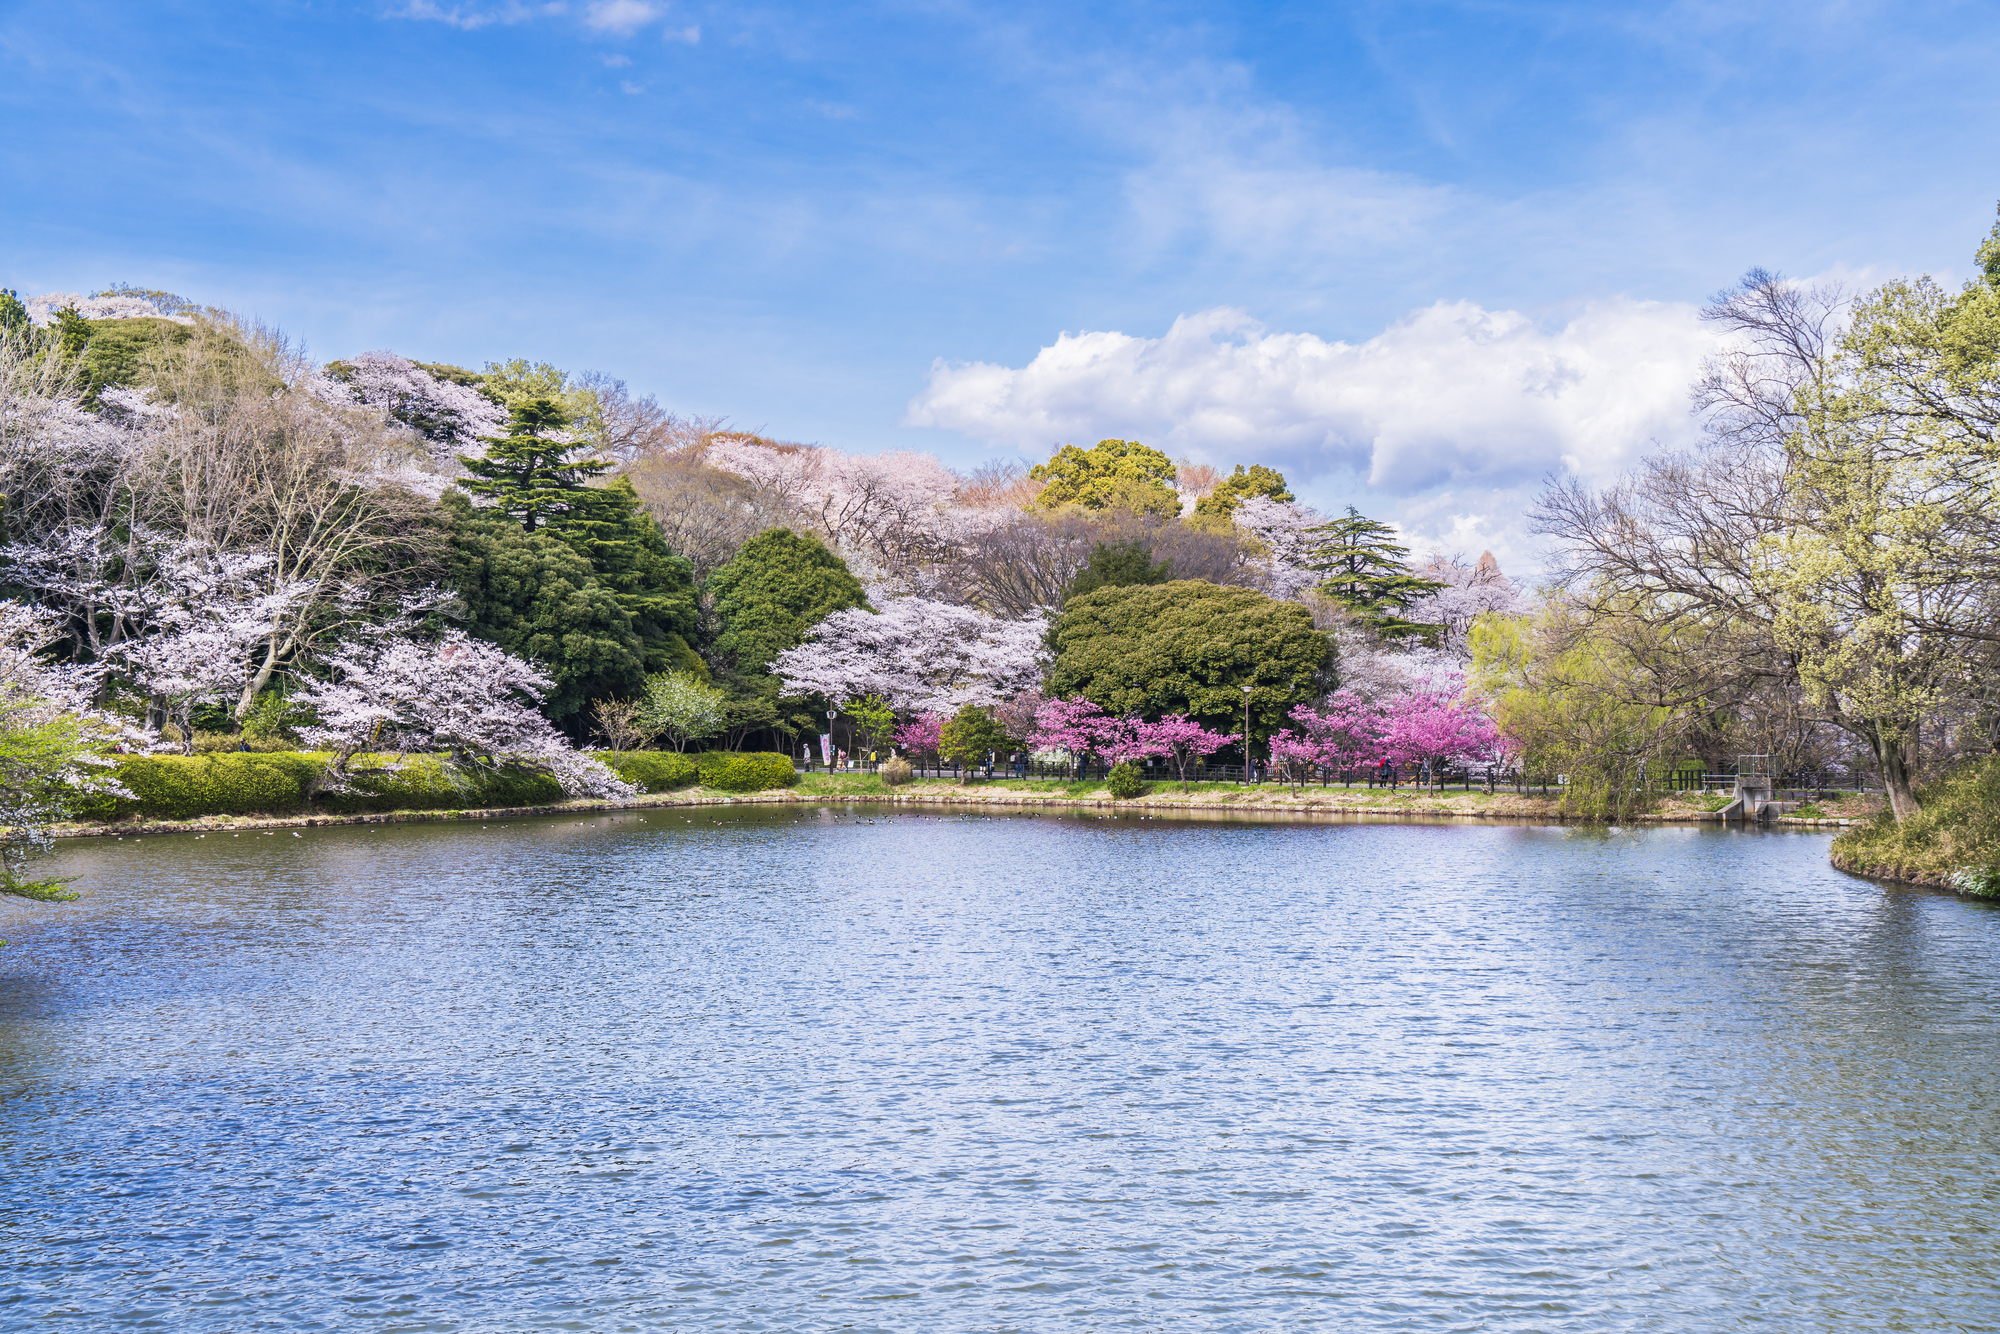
[798,757,1881,797]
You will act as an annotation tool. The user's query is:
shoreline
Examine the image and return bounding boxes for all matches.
[50,782,1866,838]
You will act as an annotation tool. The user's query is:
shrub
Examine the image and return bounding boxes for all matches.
[315,754,565,814]
[697,751,799,792]
[192,730,298,754]
[1107,760,1146,799]
[1831,755,2000,888]
[591,750,699,793]
[75,752,325,821]
[880,756,913,786]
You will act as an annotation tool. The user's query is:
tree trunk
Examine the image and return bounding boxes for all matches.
[234,634,286,723]
[1874,729,1923,822]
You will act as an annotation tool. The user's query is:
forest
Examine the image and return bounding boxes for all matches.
[2,207,1999,891]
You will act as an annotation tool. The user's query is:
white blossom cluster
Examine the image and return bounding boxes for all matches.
[773,597,1049,715]
[24,292,194,325]
[296,631,634,799]
[320,351,510,464]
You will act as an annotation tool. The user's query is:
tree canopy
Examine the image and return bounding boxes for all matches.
[443,492,648,725]
[706,528,870,676]
[458,399,615,533]
[1030,438,1179,517]
[1061,539,1172,604]
[1193,463,1293,521]
[1047,580,1332,742]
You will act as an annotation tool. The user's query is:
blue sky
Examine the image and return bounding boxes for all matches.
[4,0,1997,562]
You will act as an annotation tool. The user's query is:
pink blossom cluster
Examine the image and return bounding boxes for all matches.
[1269,682,1501,779]
[892,712,943,756]
[1029,697,1233,784]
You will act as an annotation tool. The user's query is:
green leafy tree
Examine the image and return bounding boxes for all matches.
[1048,580,1333,742]
[706,528,869,676]
[0,289,28,335]
[704,528,868,750]
[443,492,646,725]
[1307,507,1445,637]
[1978,202,2000,291]
[847,693,898,757]
[1062,539,1171,604]
[1193,463,1293,520]
[939,703,1012,783]
[1030,439,1179,517]
[458,399,614,533]
[637,669,730,751]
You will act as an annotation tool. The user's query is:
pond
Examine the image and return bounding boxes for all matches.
[1,808,1995,1331]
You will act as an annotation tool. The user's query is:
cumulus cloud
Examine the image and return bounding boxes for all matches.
[908,299,1715,492]
[584,0,659,35]
[906,298,1721,574]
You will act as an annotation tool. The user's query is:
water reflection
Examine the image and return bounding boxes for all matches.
[0,810,1994,1331]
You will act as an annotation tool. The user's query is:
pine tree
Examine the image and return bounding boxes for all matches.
[1306,507,1445,638]
[458,398,615,533]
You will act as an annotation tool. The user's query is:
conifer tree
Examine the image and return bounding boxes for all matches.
[1306,507,1445,638]
[458,398,614,533]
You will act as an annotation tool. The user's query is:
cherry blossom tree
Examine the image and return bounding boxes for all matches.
[1375,688,1502,790]
[893,712,942,758]
[1135,713,1231,789]
[0,601,147,903]
[323,351,509,462]
[294,631,634,799]
[773,597,1048,715]
[704,437,987,589]
[1406,551,1522,659]
[1233,495,1329,601]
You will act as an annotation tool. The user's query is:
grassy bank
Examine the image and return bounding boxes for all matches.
[1831,757,2000,896]
[51,762,1880,838]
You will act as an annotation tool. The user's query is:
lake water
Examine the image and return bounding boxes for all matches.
[1,808,1995,1331]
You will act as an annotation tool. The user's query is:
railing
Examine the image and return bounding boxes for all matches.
[796,758,1881,797]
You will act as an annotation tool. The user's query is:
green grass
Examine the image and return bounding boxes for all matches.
[1831,756,2000,893]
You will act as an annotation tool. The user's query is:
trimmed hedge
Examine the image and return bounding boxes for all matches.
[591,750,699,793]
[76,752,324,821]
[696,751,799,792]
[69,747,796,822]
[316,754,565,814]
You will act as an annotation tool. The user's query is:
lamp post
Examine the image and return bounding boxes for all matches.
[1241,684,1253,785]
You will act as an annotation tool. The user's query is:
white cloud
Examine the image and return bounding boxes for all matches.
[907,299,1714,493]
[602,52,632,67]
[663,23,700,44]
[906,299,1721,574]
[584,0,659,35]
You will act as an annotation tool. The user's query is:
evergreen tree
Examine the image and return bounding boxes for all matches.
[546,475,704,676]
[0,289,28,335]
[704,528,868,750]
[443,493,647,726]
[1306,507,1445,638]
[706,528,869,675]
[1030,438,1179,516]
[458,399,614,533]
[1063,539,1171,604]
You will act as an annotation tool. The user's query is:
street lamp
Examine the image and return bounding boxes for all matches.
[1241,684,1253,785]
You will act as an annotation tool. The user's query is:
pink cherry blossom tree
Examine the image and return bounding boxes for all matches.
[1134,713,1231,789]
[892,712,943,759]
[324,351,509,463]
[1375,688,1501,791]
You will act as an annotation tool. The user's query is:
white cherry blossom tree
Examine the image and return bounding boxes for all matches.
[773,597,1049,715]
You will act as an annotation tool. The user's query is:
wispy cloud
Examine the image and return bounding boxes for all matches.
[807,99,856,120]
[602,52,631,67]
[663,23,700,45]
[391,1,567,30]
[584,0,659,36]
